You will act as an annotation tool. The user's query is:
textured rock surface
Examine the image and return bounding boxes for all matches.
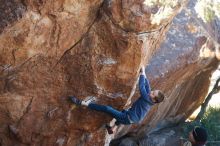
[111,1,220,145]
[0,0,219,146]
[111,126,182,146]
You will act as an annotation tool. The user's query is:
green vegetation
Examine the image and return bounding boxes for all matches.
[201,107,220,144]
[195,0,220,22]
[182,107,220,146]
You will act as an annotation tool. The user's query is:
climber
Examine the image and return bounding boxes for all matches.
[184,126,208,146]
[69,66,165,134]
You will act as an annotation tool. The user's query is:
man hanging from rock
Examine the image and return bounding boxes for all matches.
[69,66,165,134]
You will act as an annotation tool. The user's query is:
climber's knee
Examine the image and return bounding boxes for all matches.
[105,105,113,112]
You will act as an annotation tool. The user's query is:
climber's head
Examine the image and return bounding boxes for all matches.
[150,90,164,103]
[189,126,208,145]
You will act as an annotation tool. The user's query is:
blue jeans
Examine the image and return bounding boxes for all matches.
[88,103,131,125]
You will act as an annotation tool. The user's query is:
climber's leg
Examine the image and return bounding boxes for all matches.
[69,96,130,124]
[88,103,127,121]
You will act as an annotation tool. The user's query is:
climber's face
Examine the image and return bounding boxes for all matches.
[150,90,159,103]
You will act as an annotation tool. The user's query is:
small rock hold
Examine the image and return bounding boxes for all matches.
[56,137,65,146]
[8,124,19,135]
[47,107,59,119]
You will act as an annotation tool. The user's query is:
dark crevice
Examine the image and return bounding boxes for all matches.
[0,55,38,94]
[137,22,170,35]
[53,1,105,68]
[12,48,18,65]
[53,0,169,69]
[17,97,34,125]
[103,6,169,35]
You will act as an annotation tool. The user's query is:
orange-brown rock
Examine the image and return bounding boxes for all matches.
[0,0,219,146]
[111,1,220,145]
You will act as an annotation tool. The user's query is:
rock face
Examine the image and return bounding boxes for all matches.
[0,0,219,146]
[111,1,220,145]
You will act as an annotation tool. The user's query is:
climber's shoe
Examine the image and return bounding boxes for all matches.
[69,96,81,105]
[81,96,96,106]
[105,124,113,134]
